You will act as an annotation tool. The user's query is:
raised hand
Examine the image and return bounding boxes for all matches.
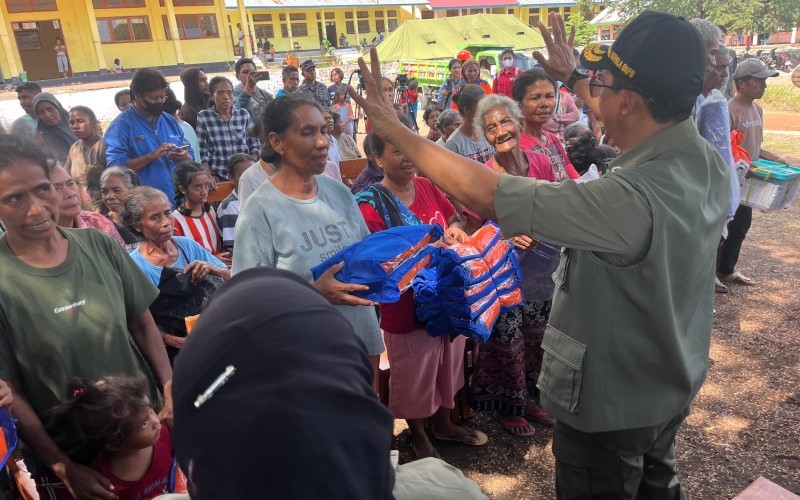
[532,13,577,84]
[347,49,404,142]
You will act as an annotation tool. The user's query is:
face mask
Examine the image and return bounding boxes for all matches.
[143,101,164,116]
[502,58,514,68]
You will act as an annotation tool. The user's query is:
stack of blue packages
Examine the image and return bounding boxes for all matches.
[0,408,18,468]
[311,224,444,303]
[413,222,524,341]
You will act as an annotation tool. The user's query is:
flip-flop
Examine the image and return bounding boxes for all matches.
[432,426,488,446]
[412,443,442,460]
[494,413,535,437]
[525,408,555,427]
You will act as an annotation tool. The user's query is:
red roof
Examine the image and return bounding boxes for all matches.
[428,0,519,9]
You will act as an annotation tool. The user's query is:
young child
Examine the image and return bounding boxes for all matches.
[172,162,229,265]
[115,89,132,113]
[50,375,185,499]
[406,78,420,131]
[217,153,252,251]
[332,89,354,136]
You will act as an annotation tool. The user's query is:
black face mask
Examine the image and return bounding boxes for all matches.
[143,101,164,116]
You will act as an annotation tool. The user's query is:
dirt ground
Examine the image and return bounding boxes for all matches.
[390,155,800,499]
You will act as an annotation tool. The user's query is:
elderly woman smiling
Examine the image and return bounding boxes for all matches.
[466,93,561,434]
[101,166,143,248]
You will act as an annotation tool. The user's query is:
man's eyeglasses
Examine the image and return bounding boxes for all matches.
[143,95,168,103]
[588,74,649,100]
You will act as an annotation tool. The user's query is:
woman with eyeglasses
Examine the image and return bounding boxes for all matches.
[512,69,580,181]
[171,162,230,265]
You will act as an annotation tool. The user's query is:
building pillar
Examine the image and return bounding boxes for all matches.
[164,0,184,65]
[83,0,108,73]
[610,24,615,40]
[236,0,252,58]
[791,26,797,45]
[753,33,758,45]
[0,16,21,78]
[246,9,257,56]
[353,8,359,46]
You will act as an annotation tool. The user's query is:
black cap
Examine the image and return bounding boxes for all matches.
[300,59,316,71]
[580,11,705,107]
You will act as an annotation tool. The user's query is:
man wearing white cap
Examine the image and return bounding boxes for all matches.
[719,59,789,287]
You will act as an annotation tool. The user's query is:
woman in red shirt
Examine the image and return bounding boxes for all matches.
[513,69,580,181]
[356,134,488,459]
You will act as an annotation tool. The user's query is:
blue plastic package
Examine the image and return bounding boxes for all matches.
[311,224,443,303]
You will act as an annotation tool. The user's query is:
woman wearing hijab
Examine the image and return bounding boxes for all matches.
[169,267,487,500]
[33,92,77,165]
[179,67,210,129]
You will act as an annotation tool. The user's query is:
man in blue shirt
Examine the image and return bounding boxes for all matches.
[105,68,193,207]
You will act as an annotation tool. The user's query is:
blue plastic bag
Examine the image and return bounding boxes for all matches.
[0,408,18,468]
[311,224,444,303]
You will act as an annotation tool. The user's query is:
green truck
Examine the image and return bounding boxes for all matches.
[398,44,537,95]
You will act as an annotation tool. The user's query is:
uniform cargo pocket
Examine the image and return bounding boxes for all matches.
[537,325,586,413]
[551,248,570,290]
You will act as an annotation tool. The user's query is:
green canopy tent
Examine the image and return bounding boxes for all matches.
[372,14,546,62]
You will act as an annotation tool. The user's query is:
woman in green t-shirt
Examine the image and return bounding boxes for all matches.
[0,134,173,500]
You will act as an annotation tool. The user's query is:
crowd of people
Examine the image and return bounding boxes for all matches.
[0,9,791,499]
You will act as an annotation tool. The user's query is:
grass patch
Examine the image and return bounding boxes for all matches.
[760,84,800,112]
[763,133,800,164]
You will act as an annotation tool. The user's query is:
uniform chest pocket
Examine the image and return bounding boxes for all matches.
[537,325,586,413]
[552,248,570,290]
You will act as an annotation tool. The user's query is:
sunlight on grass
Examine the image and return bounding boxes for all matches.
[761,84,800,112]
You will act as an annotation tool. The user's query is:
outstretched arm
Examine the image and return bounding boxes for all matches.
[349,51,500,219]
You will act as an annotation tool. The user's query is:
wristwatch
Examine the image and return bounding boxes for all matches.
[565,67,590,93]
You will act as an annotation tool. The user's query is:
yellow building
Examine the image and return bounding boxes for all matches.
[0,0,601,82]
[0,0,233,81]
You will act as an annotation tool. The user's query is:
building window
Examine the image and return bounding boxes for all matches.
[346,21,355,34]
[345,12,353,19]
[252,14,272,22]
[375,20,385,33]
[5,0,57,12]
[280,23,288,37]
[388,19,398,32]
[325,12,334,19]
[548,7,559,15]
[470,8,482,14]
[375,10,384,18]
[528,15,539,26]
[356,11,368,18]
[97,16,151,43]
[421,10,434,19]
[291,22,308,37]
[357,20,369,33]
[387,10,397,17]
[446,9,458,17]
[163,14,218,40]
[289,13,306,21]
[255,24,274,39]
[94,0,145,7]
[279,13,286,21]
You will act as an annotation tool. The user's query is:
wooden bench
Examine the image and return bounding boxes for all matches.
[340,157,368,184]
[208,181,234,203]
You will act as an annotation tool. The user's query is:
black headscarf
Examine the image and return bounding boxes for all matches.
[172,268,395,500]
[33,92,77,165]
[179,67,209,129]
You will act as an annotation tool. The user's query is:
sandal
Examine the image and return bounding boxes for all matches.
[719,271,757,286]
[714,277,729,293]
[494,413,535,437]
[431,426,488,446]
[525,407,555,427]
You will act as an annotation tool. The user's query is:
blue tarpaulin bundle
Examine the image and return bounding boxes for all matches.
[311,224,444,303]
[413,222,524,341]
[0,408,18,468]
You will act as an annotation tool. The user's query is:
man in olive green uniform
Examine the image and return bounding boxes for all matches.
[494,13,732,498]
[349,10,731,499]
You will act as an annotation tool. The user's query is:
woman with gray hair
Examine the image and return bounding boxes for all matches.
[123,186,230,354]
[434,108,463,145]
[466,93,561,436]
[101,166,142,248]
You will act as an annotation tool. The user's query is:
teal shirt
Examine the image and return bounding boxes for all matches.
[11,114,37,140]
[495,119,731,432]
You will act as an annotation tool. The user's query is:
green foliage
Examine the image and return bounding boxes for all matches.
[608,0,799,35]
[566,0,597,46]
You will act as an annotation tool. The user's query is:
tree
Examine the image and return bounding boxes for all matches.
[609,0,798,35]
[565,0,598,46]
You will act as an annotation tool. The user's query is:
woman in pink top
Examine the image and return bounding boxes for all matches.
[466,94,559,436]
[513,69,580,181]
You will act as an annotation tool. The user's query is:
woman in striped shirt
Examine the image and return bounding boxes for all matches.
[171,162,231,265]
